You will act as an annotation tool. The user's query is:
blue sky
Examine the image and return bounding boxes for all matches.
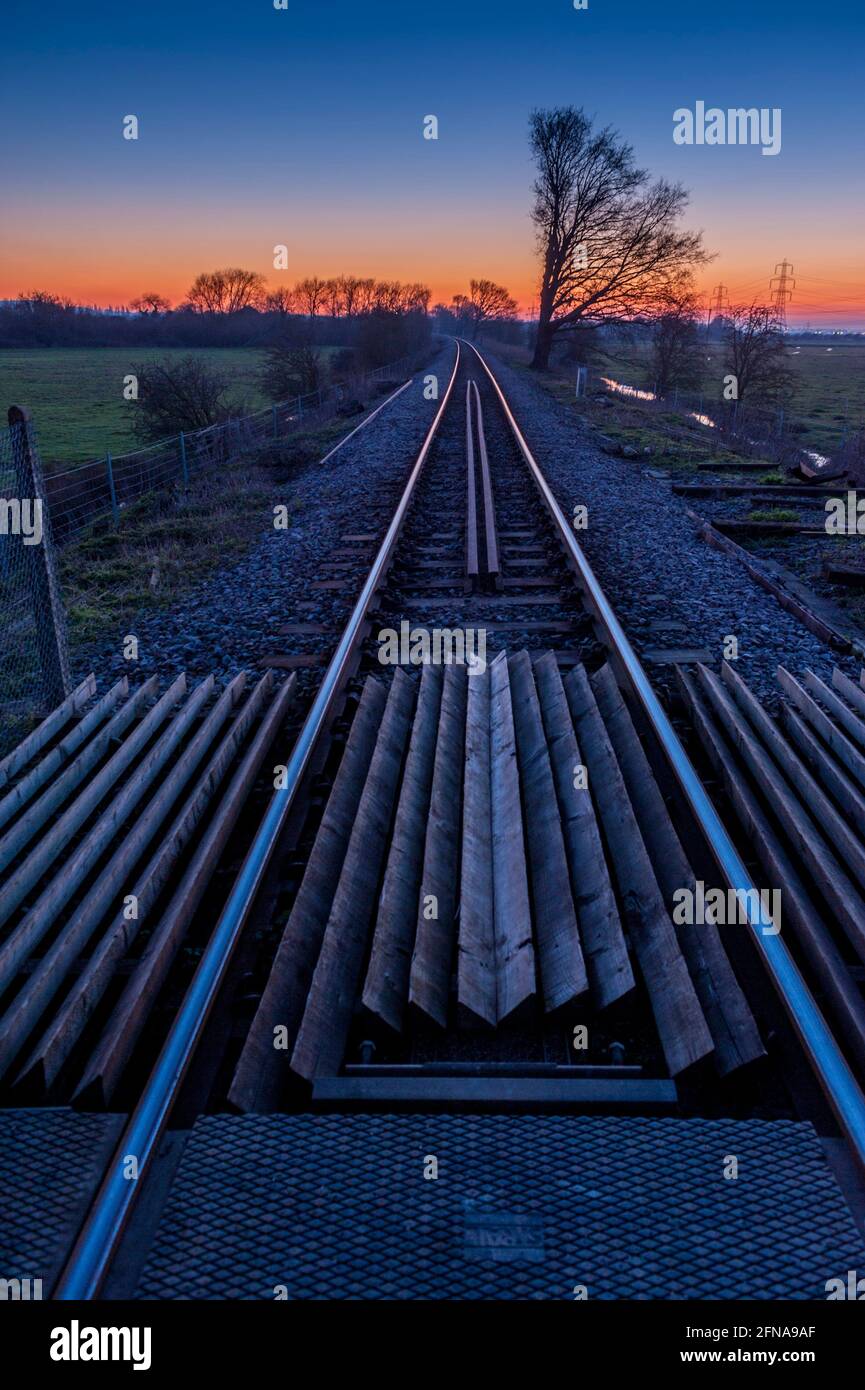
[2,0,862,322]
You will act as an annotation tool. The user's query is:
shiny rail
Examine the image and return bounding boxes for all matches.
[54,346,463,1299]
[56,336,865,1298]
[466,337,865,1170]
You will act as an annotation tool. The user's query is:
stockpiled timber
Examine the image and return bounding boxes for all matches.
[563,664,715,1075]
[456,653,537,1026]
[291,668,417,1080]
[589,662,763,1074]
[533,653,633,1010]
[487,649,536,1022]
[226,652,767,1105]
[0,671,249,1077]
[456,662,497,1025]
[695,664,865,958]
[680,660,865,1078]
[227,677,388,1111]
[0,670,296,1099]
[408,664,468,1025]
[73,671,296,1107]
[362,664,444,1031]
[508,650,587,1012]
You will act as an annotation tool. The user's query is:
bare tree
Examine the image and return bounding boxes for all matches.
[324,277,346,317]
[129,292,171,315]
[259,316,323,400]
[722,303,795,404]
[454,279,518,339]
[528,107,710,369]
[293,276,328,318]
[260,337,322,400]
[650,289,703,396]
[186,267,266,314]
[14,290,75,345]
[356,278,377,314]
[340,275,363,318]
[373,281,403,314]
[400,282,432,314]
[265,286,295,318]
[131,356,237,440]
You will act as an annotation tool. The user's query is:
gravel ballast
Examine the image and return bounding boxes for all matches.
[73,345,454,692]
[483,350,860,705]
[73,339,858,711]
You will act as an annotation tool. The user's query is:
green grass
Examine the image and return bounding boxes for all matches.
[783,344,865,453]
[0,347,272,469]
[507,354,770,475]
[747,508,798,524]
[59,414,344,651]
[596,340,865,457]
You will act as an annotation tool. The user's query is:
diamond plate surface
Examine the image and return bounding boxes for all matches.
[137,1113,865,1299]
[0,1108,122,1290]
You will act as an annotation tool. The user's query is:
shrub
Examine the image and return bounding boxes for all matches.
[260,336,322,401]
[131,355,240,441]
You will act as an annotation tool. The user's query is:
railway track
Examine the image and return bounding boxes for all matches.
[3,339,865,1301]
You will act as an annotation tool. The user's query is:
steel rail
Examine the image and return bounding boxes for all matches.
[465,380,479,579]
[54,345,463,1299]
[471,380,501,581]
[466,338,865,1169]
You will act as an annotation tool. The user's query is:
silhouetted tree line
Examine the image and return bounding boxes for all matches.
[0,271,436,350]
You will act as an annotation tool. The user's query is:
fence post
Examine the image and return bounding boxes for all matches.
[105,453,119,524]
[8,405,70,707]
[179,431,189,486]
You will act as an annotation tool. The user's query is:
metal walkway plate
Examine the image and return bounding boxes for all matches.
[137,1113,865,1299]
[0,1108,122,1293]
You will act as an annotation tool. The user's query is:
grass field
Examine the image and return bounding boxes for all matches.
[59,410,351,652]
[596,340,865,457]
[783,344,865,453]
[0,347,273,468]
[2,339,860,470]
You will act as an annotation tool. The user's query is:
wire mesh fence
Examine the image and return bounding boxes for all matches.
[0,409,71,752]
[44,354,417,542]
